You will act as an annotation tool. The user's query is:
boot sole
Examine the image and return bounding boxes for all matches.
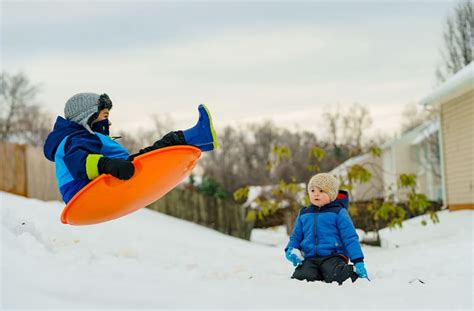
[200,104,219,150]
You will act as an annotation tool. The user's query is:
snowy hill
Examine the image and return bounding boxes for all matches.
[1,191,472,310]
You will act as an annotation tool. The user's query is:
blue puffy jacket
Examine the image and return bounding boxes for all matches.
[285,191,364,263]
[43,116,129,203]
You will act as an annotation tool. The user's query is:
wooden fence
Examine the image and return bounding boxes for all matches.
[1,141,254,240]
[148,188,255,240]
[0,141,62,201]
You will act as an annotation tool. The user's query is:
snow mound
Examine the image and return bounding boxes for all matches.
[1,192,473,309]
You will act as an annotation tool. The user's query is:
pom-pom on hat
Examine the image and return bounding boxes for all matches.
[308,173,340,202]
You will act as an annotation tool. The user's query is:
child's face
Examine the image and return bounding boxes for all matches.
[308,187,331,207]
[91,108,112,127]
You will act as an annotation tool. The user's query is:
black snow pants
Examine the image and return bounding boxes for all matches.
[291,254,358,285]
[128,131,187,160]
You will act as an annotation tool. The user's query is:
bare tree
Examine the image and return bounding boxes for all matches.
[1,72,38,139]
[341,103,373,156]
[436,0,473,83]
[150,112,176,138]
[199,125,255,192]
[0,72,51,147]
[366,132,392,150]
[269,129,320,182]
[399,103,436,134]
[323,107,341,147]
[15,105,52,147]
[200,122,293,192]
[115,130,143,154]
[200,121,346,192]
[118,112,177,154]
[322,103,373,157]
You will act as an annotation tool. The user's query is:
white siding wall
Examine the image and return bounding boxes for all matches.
[330,154,384,202]
[350,156,384,201]
[382,124,442,202]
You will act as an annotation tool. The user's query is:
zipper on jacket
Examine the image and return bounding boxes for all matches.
[313,205,320,256]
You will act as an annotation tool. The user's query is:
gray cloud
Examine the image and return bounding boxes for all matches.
[2,0,456,137]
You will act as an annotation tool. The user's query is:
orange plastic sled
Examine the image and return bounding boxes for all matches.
[61,146,201,225]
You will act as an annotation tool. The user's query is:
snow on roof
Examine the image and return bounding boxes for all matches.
[330,119,439,176]
[243,185,265,208]
[329,153,372,176]
[420,62,474,108]
[243,183,307,209]
[380,118,440,149]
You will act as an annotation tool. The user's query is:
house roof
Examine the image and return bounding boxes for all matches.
[379,118,440,149]
[331,119,439,176]
[410,119,440,145]
[330,153,373,176]
[420,62,474,108]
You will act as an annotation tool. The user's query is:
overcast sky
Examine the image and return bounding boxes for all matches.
[2,0,456,139]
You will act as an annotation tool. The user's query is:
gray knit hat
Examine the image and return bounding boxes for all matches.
[308,173,340,202]
[64,93,112,132]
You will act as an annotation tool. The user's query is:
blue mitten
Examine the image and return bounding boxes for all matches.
[285,248,304,267]
[354,262,368,279]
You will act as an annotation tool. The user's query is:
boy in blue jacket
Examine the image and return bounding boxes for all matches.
[44,93,218,203]
[285,173,369,284]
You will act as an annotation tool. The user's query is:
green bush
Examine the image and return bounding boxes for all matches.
[196,175,229,199]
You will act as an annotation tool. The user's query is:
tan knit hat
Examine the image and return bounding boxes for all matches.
[308,173,340,202]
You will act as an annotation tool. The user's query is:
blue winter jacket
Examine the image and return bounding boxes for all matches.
[43,116,129,203]
[285,191,364,263]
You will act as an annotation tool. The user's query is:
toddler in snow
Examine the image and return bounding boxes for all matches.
[44,93,217,203]
[285,173,368,284]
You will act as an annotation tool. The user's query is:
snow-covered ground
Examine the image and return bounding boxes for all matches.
[1,191,473,310]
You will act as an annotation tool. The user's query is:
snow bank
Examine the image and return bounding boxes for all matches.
[1,192,472,309]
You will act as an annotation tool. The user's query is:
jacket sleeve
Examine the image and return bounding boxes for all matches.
[62,136,103,181]
[285,212,304,252]
[337,208,364,263]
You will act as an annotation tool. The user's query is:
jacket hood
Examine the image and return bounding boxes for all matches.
[43,116,85,161]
